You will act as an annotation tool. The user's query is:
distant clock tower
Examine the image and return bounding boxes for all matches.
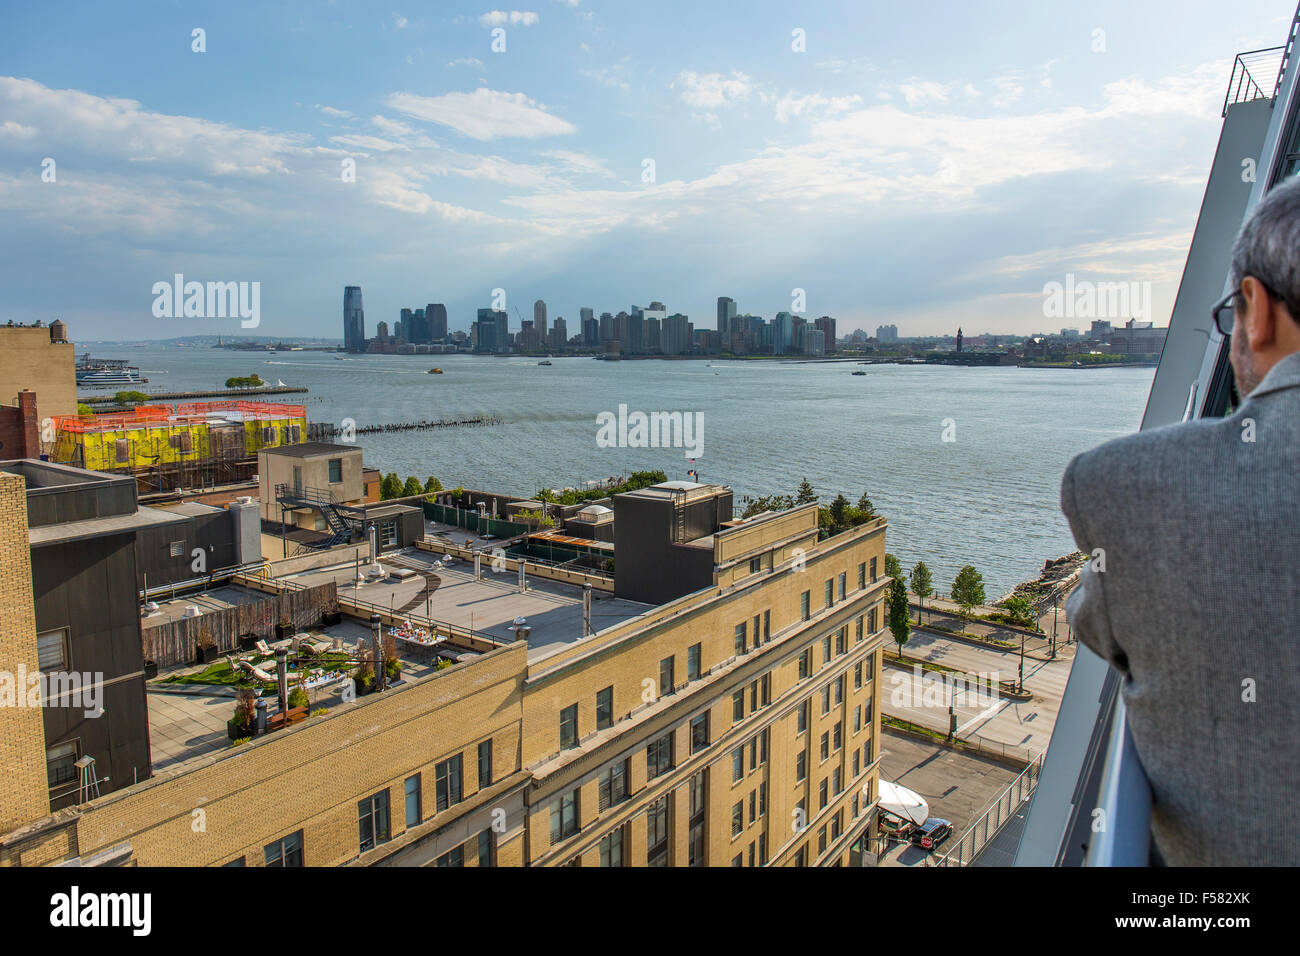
[956,327,963,352]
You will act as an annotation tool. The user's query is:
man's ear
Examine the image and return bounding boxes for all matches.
[1241,275,1277,351]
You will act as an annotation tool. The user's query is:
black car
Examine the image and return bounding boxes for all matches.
[910,817,953,852]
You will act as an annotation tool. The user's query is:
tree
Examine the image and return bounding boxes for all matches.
[1002,595,1035,628]
[910,562,933,623]
[884,553,902,580]
[114,390,149,405]
[828,494,849,530]
[795,478,817,504]
[951,565,986,620]
[887,577,911,656]
[856,494,878,520]
[742,493,793,519]
[380,472,402,500]
[76,402,94,416]
[423,476,442,494]
[401,476,423,498]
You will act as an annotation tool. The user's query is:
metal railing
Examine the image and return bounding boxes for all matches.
[932,751,1045,867]
[1223,47,1286,116]
[1086,698,1152,866]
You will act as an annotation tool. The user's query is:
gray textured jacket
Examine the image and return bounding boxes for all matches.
[1061,349,1300,866]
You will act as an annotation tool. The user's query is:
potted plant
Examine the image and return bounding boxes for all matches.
[142,658,158,680]
[275,614,294,640]
[227,688,256,740]
[195,629,219,665]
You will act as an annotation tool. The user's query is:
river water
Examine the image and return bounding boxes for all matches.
[114,345,1154,598]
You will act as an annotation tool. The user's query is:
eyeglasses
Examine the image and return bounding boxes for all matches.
[1211,289,1239,337]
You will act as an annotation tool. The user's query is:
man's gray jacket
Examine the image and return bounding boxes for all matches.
[1061,350,1300,866]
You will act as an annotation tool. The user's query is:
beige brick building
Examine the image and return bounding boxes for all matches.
[0,481,888,868]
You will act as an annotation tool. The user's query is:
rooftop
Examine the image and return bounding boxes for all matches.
[276,548,649,663]
[258,441,358,459]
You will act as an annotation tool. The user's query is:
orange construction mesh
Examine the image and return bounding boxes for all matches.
[173,400,306,419]
[52,405,172,432]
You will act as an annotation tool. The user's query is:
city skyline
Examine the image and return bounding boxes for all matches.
[1,1,1293,341]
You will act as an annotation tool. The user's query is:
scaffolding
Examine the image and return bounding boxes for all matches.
[49,400,308,493]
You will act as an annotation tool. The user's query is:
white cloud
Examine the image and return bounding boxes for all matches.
[392,12,409,29]
[774,92,863,123]
[540,149,615,178]
[386,88,575,140]
[448,56,486,70]
[673,70,753,111]
[479,10,539,27]
[316,105,356,119]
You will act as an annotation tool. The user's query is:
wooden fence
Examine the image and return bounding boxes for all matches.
[141,581,339,668]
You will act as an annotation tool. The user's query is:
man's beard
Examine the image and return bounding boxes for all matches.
[1230,331,1263,397]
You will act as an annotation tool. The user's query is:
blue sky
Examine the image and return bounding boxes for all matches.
[1,0,1295,340]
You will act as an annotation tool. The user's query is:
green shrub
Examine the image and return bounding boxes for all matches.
[288,686,309,710]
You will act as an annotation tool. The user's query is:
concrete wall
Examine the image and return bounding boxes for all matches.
[0,327,77,421]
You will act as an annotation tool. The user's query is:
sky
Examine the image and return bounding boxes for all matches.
[0,0,1296,341]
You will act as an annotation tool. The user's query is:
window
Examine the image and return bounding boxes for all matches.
[358,790,391,852]
[478,829,495,867]
[820,732,830,761]
[818,826,828,854]
[865,656,875,681]
[223,857,246,867]
[821,685,831,715]
[833,767,843,794]
[598,759,630,810]
[868,606,878,634]
[760,833,768,866]
[732,747,744,783]
[647,733,674,780]
[796,750,807,782]
[853,750,861,776]
[760,728,769,763]
[858,562,866,589]
[750,681,758,711]
[436,845,464,867]
[733,622,747,656]
[265,830,304,867]
[800,590,810,621]
[46,741,78,791]
[836,626,847,655]
[749,556,762,574]
[647,796,670,866]
[329,458,343,483]
[733,853,743,867]
[688,771,707,867]
[560,704,578,749]
[763,610,771,642]
[435,754,462,812]
[822,635,832,663]
[854,706,861,734]
[832,809,843,839]
[833,721,843,750]
[818,779,829,810]
[838,572,846,601]
[856,616,864,642]
[748,842,756,867]
[870,556,878,581]
[660,656,675,696]
[824,580,834,607]
[36,629,68,672]
[595,686,613,730]
[600,826,626,867]
[404,774,421,827]
[835,675,844,706]
[759,782,768,817]
[854,663,863,690]
[550,789,580,843]
[797,699,809,733]
[690,712,710,753]
[380,519,397,548]
[795,846,808,867]
[732,690,745,722]
[168,540,185,558]
[761,673,771,707]
[687,643,701,681]
[478,739,493,787]
[732,801,744,837]
[798,648,811,679]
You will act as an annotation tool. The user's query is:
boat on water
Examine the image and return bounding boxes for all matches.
[852,370,866,376]
[428,368,444,374]
[538,360,552,366]
[76,355,145,387]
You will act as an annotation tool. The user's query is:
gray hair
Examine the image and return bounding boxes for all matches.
[1230,174,1300,320]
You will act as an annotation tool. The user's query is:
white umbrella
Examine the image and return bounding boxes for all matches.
[878,780,930,826]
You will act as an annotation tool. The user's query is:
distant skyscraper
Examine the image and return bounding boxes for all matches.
[475,307,508,352]
[550,316,567,350]
[343,286,365,351]
[814,316,837,353]
[599,312,615,344]
[583,315,600,347]
[876,324,899,343]
[534,299,547,338]
[717,296,737,335]
[773,312,793,355]
[428,303,448,342]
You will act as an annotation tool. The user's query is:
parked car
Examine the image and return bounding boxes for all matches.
[910,817,953,852]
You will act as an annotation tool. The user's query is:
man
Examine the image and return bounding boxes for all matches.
[1061,175,1300,866]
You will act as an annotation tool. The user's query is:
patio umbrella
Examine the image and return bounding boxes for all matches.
[878,780,930,826]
